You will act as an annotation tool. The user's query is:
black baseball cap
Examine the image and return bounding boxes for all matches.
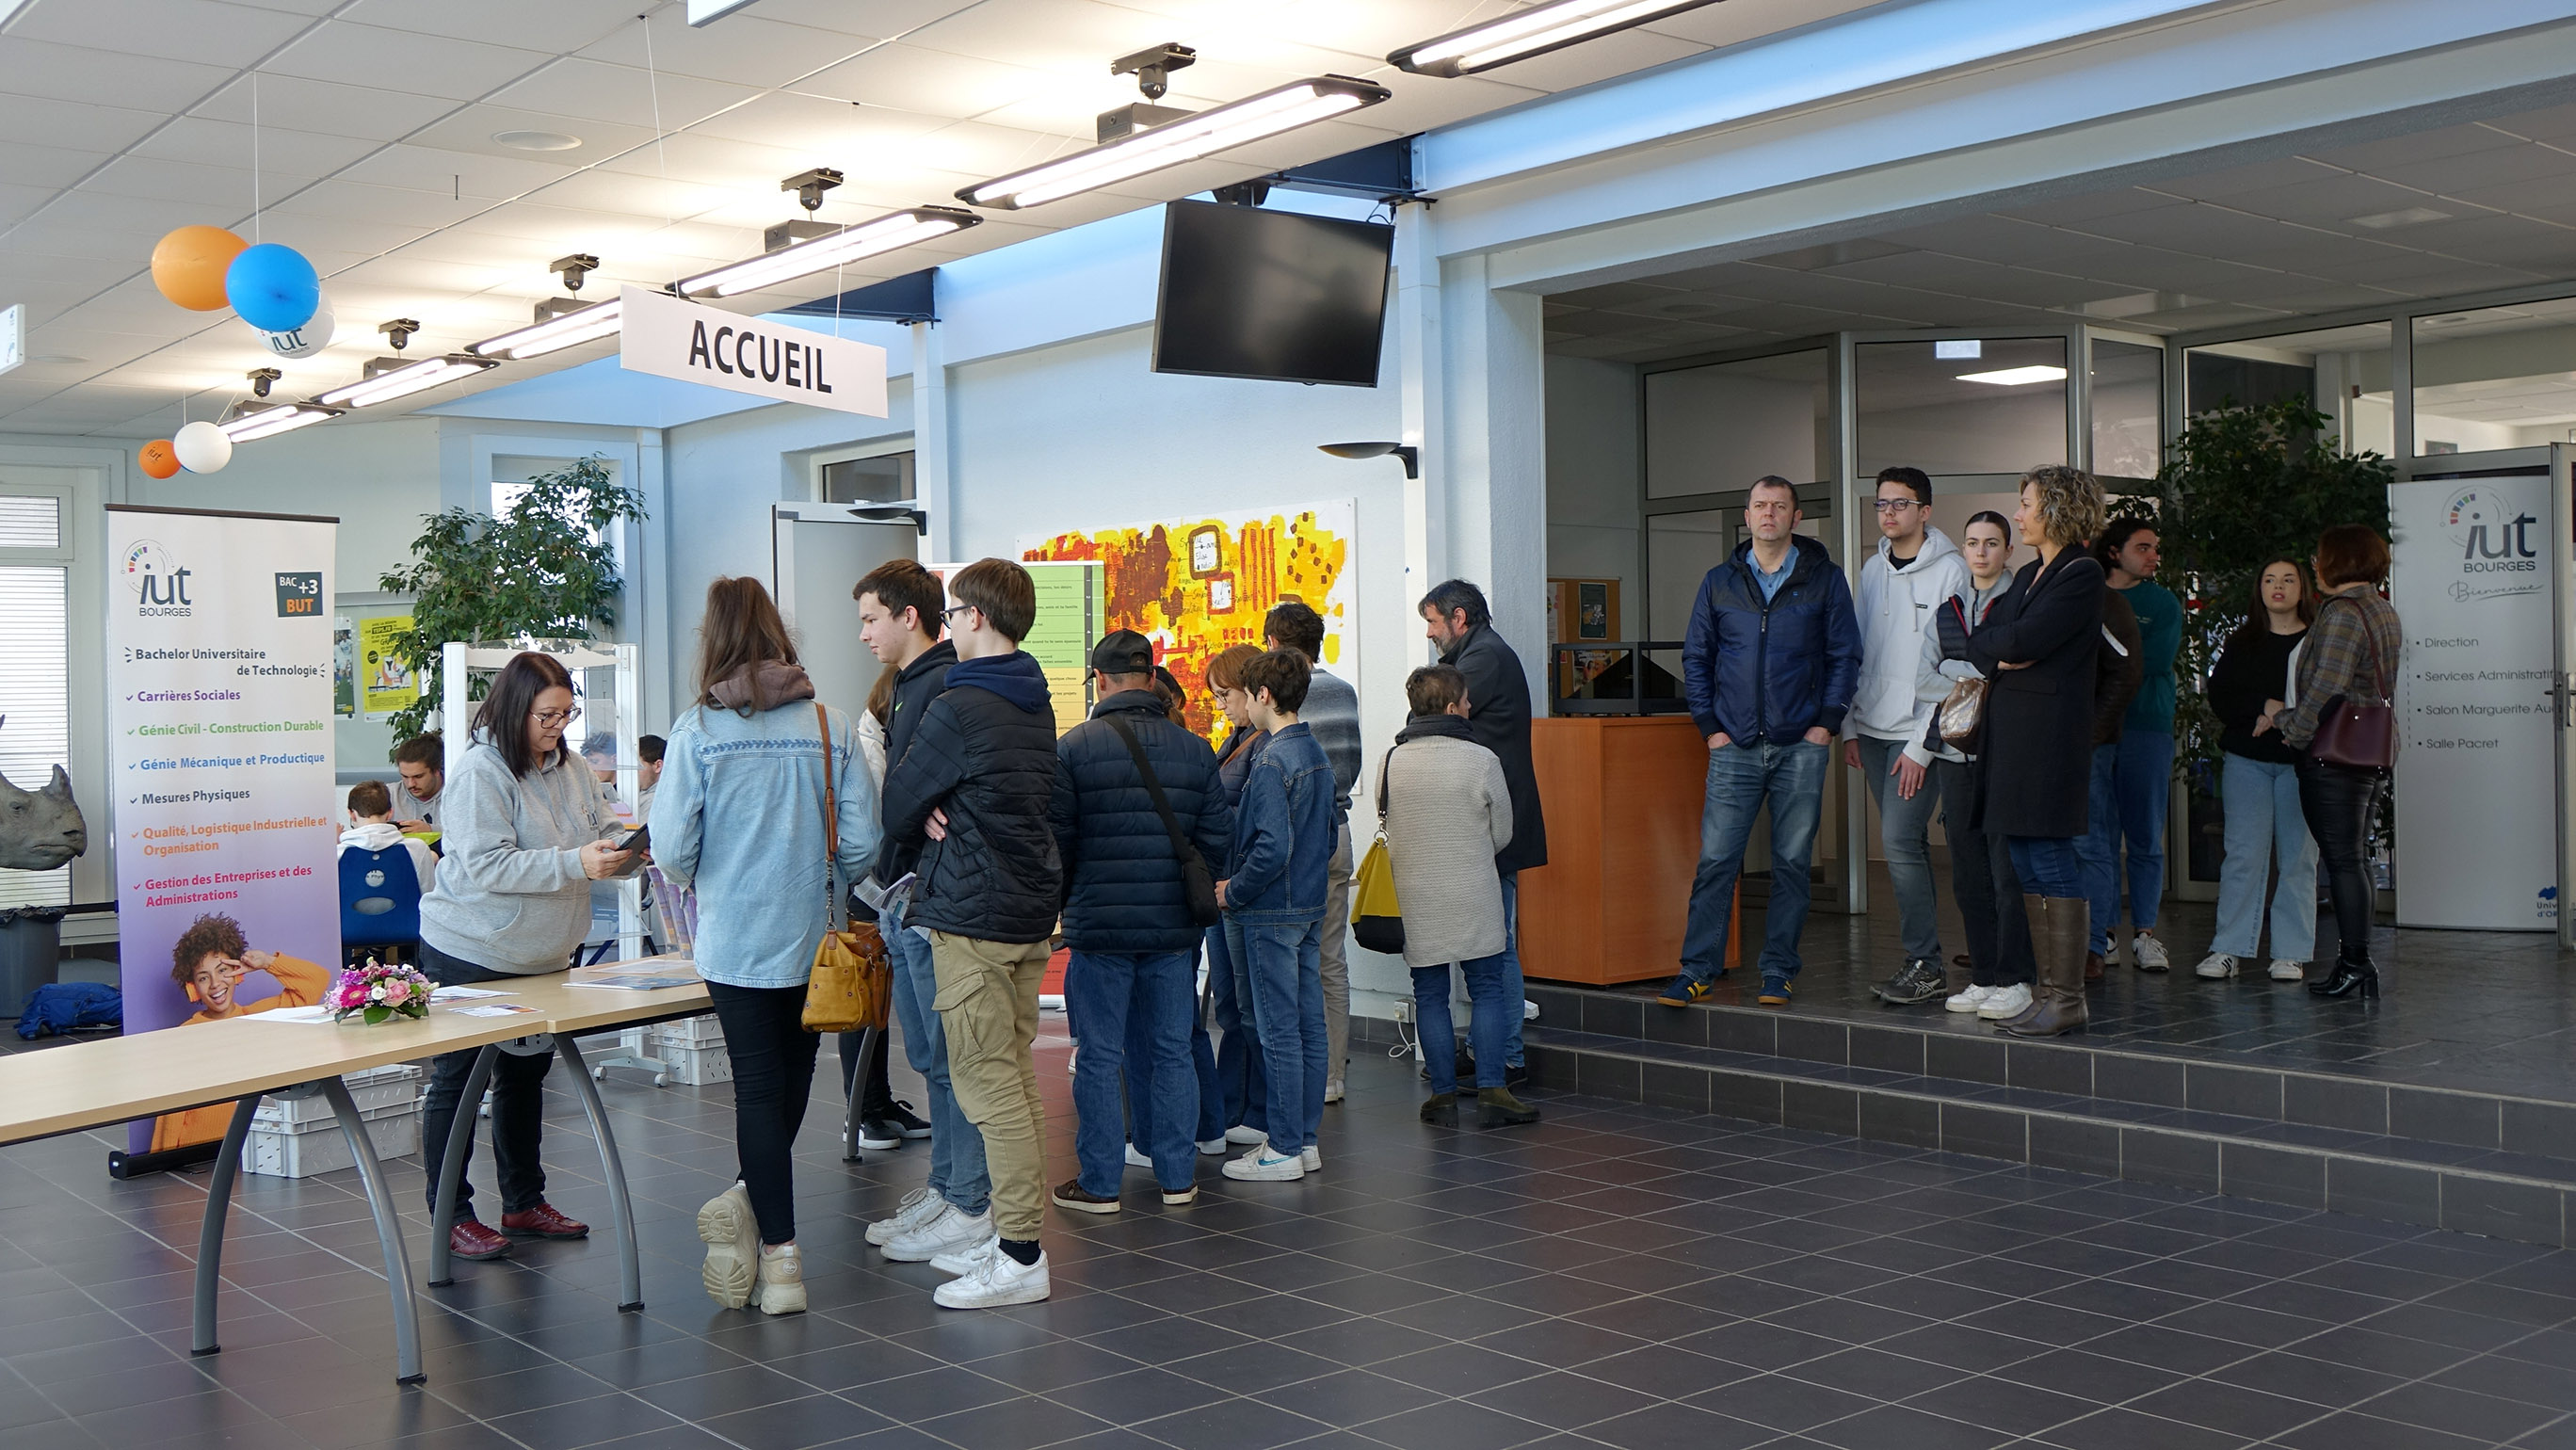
[1090,630,1154,673]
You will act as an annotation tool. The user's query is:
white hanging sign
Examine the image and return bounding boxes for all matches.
[617,285,886,417]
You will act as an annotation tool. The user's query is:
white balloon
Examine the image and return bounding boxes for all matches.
[173,419,233,473]
[260,292,334,359]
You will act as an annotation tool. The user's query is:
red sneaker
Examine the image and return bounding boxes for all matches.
[499,1203,588,1239]
[449,1219,513,1261]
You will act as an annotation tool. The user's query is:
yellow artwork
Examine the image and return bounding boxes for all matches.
[1022,500,1356,737]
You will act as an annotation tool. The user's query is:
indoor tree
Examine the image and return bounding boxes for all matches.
[378,455,647,741]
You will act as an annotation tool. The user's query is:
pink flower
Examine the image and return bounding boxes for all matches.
[380,979,411,1007]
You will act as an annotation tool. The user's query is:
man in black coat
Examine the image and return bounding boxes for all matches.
[1420,579,1543,1081]
[1049,631,1231,1212]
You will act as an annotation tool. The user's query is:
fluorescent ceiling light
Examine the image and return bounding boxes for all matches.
[1391,0,1726,77]
[471,298,623,359]
[218,402,342,442]
[2346,206,2450,231]
[679,207,980,298]
[1956,365,2068,387]
[314,355,499,409]
[687,0,758,23]
[960,76,1393,210]
[1934,339,1982,360]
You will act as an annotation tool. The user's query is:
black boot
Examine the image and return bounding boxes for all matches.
[2308,950,2379,1000]
[1477,1088,1540,1128]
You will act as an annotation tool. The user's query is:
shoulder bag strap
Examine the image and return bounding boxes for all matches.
[1376,744,1396,825]
[815,702,844,929]
[2330,593,2391,702]
[1103,714,1198,868]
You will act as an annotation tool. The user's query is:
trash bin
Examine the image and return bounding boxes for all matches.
[0,907,66,1019]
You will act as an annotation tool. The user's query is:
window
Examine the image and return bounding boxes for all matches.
[2090,338,2165,480]
[2411,298,2576,456]
[0,485,69,909]
[2185,322,2391,456]
[1645,350,1827,498]
[817,450,915,505]
[1856,337,2068,477]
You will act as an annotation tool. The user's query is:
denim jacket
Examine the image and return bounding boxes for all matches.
[1222,721,1335,925]
[651,699,880,989]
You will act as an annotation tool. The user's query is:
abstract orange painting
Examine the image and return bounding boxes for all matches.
[1022,500,1355,737]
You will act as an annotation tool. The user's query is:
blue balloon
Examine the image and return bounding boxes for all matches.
[225,243,319,333]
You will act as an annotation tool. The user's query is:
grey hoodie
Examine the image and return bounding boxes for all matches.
[418,733,625,974]
[1849,524,1970,759]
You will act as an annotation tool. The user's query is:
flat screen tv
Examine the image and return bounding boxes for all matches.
[1152,200,1393,388]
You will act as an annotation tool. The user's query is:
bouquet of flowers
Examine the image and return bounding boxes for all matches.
[329,958,433,1024]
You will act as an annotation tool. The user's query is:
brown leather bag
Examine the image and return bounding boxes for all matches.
[2309,596,2398,773]
[801,703,892,1033]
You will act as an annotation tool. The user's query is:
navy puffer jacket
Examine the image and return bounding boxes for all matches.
[1683,534,1862,745]
[1050,690,1232,954]
[878,652,1062,944]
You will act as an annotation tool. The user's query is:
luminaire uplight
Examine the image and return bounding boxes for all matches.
[470,298,624,359]
[960,76,1392,211]
[679,207,980,298]
[1956,365,2068,387]
[1390,0,1727,77]
[314,354,499,409]
[217,402,342,442]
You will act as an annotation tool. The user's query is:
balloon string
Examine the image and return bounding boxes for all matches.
[251,72,262,244]
[642,12,670,232]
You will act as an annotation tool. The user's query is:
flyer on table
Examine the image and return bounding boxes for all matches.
[105,507,340,1155]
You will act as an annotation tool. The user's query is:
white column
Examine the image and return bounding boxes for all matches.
[911,317,952,564]
[1394,187,1442,665]
[1439,250,1550,703]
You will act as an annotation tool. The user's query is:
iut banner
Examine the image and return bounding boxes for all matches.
[618,285,888,417]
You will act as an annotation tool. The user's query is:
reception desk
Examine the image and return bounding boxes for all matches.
[1518,715,1731,986]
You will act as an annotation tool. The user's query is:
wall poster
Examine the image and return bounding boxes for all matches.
[358,612,419,718]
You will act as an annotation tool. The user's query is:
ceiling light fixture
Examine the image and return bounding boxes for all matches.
[960,75,1393,210]
[678,206,980,298]
[217,401,343,442]
[314,354,499,409]
[494,130,582,152]
[470,298,624,359]
[1390,0,1726,77]
[1318,442,1419,479]
[1956,365,2068,387]
[2345,206,2450,231]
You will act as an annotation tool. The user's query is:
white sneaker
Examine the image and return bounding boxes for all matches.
[698,1182,756,1310]
[1197,1137,1227,1157]
[929,1236,999,1276]
[865,1186,942,1248]
[1223,1124,1266,1145]
[1222,1144,1305,1182]
[1976,983,2033,1020]
[1124,1143,1151,1169]
[1300,1146,1321,1171]
[2133,931,2170,973]
[1943,985,1992,1014]
[750,1243,806,1316]
[933,1247,1051,1309]
[2268,959,2308,982]
[1324,1079,1344,1104]
[2196,952,2240,980]
[883,1202,992,1263]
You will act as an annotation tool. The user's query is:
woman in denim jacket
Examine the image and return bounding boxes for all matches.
[652,577,878,1315]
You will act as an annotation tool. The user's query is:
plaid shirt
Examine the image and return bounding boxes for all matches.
[2278,589,2400,749]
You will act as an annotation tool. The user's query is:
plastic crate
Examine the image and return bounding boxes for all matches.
[249,1066,423,1128]
[652,1014,725,1048]
[244,1102,421,1179]
[655,1041,733,1087]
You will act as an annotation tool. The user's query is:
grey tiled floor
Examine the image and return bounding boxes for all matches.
[11,1017,2576,1449]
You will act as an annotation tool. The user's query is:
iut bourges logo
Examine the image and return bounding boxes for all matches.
[2443,487,2539,600]
[125,539,194,617]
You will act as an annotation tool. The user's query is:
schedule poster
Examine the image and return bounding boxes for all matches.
[106,507,340,1160]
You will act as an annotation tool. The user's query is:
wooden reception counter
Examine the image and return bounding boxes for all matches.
[1517,715,1722,987]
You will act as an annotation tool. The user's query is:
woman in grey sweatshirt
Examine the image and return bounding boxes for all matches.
[416,651,636,1265]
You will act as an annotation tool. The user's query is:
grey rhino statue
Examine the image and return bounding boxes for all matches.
[0,737,84,870]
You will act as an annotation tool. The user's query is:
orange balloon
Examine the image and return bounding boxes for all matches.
[151,225,249,312]
[139,440,180,479]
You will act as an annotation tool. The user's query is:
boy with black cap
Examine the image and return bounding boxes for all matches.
[1049,630,1231,1211]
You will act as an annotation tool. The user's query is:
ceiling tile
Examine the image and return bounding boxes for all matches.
[337,143,585,201]
[573,8,879,89]
[130,117,382,178]
[80,154,327,212]
[190,73,458,142]
[403,105,665,171]
[339,0,642,56]
[0,142,112,191]
[742,1,979,40]
[0,36,236,111]
[798,42,1056,118]
[2303,123,2528,173]
[266,22,555,104]
[484,58,760,131]
[10,0,314,69]
[903,0,1196,76]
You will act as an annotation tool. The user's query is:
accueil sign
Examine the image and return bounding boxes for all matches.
[618,284,888,417]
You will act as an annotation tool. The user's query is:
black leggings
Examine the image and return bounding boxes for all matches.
[416,942,552,1217]
[705,980,821,1245]
[2297,759,2384,968]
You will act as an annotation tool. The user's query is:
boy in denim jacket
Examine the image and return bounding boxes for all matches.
[1216,650,1338,1182]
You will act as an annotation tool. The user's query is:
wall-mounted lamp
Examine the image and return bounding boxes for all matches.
[1319,441,1418,478]
[848,505,930,535]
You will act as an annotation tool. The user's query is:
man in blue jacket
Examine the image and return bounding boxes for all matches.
[1660,476,1861,1010]
[1048,631,1231,1213]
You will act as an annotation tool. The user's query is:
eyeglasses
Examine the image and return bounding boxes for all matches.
[941,604,978,624]
[531,707,582,727]
[1874,499,1924,512]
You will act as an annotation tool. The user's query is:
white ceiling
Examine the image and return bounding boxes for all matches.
[0,0,1868,438]
[1548,105,2576,363]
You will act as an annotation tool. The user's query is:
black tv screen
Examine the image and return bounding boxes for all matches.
[1152,200,1393,388]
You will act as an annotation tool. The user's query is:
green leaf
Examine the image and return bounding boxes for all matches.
[362,1005,391,1025]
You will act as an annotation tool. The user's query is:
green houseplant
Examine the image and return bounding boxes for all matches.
[378,455,647,741]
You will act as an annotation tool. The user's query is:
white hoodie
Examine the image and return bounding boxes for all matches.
[1848,524,1971,763]
[338,819,438,891]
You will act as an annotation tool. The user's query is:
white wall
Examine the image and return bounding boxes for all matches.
[1545,356,1641,639]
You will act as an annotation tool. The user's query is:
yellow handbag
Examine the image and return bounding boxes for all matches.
[802,703,892,1034]
[1350,746,1404,955]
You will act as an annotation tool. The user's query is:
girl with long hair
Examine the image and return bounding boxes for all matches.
[2197,558,2321,983]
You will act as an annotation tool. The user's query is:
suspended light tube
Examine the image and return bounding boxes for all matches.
[217,401,343,442]
[470,298,623,359]
[1390,0,1727,77]
[960,75,1392,211]
[678,207,980,298]
[314,354,500,409]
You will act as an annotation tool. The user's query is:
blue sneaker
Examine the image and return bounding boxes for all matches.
[1757,975,1795,1007]
[1655,974,1714,1007]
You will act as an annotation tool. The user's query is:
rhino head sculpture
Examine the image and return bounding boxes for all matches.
[0,741,85,872]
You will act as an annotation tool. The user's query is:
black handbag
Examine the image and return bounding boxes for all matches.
[1103,715,1223,926]
[2309,595,2398,773]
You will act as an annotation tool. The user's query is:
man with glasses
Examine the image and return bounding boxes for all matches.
[1660,476,1860,1009]
[1847,466,1972,1006]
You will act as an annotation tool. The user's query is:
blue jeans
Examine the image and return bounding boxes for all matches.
[1679,738,1827,986]
[2214,753,2319,961]
[2082,733,2175,951]
[1129,960,1222,1152]
[1069,950,1197,1195]
[1229,915,1326,1155]
[1859,734,1942,961]
[1498,871,1523,1068]
[886,900,989,1216]
[1414,953,1510,1095]
[1207,924,1265,1136]
[2010,835,2085,900]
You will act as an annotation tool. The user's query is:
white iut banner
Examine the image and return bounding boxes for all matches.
[2389,472,2557,930]
[105,507,340,1155]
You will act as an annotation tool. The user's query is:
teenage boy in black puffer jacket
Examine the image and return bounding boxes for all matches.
[877,557,1061,1310]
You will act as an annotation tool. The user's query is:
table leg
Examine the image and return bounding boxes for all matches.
[426,1044,497,1289]
[321,1076,424,1385]
[189,1094,262,1357]
[844,1024,875,1163]
[553,1034,643,1313]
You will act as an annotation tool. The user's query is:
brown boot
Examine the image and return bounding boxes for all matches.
[2084,951,2104,984]
[1988,895,2050,1030]
[2004,895,2091,1038]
